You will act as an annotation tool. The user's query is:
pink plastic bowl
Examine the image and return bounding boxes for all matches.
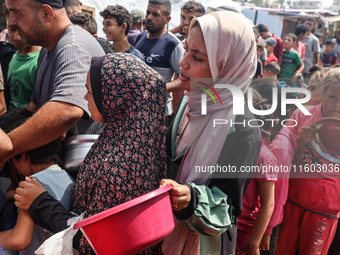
[74,185,174,255]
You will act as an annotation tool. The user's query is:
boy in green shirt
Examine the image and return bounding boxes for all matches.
[278,33,304,85]
[4,5,41,110]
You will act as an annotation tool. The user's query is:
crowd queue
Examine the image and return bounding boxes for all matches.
[0,0,340,254]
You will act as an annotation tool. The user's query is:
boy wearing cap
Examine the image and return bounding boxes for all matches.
[128,9,145,47]
[321,39,337,67]
[265,37,278,63]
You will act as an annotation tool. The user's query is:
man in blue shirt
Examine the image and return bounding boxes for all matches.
[135,0,184,117]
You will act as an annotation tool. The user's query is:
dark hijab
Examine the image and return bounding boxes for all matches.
[71,53,167,255]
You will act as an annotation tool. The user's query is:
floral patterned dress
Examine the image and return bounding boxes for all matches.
[71,53,167,254]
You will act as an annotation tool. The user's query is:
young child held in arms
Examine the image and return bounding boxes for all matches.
[0,109,74,254]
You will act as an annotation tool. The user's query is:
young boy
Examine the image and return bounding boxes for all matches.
[4,5,41,110]
[100,5,144,61]
[0,109,74,254]
[68,12,115,54]
[321,39,337,67]
[169,1,205,41]
[278,33,304,85]
[263,62,281,79]
[293,24,309,64]
[265,37,278,63]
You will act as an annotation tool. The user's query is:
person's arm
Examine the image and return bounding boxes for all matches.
[278,55,282,66]
[0,101,83,166]
[314,52,320,65]
[294,126,316,153]
[0,129,12,156]
[170,25,183,35]
[26,101,38,113]
[167,75,182,93]
[0,209,35,251]
[0,64,6,116]
[14,178,75,233]
[0,91,6,116]
[240,181,275,255]
[291,63,304,84]
[160,179,234,236]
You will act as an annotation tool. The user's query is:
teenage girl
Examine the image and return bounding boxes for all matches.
[276,67,340,255]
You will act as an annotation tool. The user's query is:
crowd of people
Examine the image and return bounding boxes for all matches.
[0,0,339,254]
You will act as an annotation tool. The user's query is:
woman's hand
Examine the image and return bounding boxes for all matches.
[259,234,270,250]
[14,177,47,210]
[160,179,191,211]
[238,243,260,255]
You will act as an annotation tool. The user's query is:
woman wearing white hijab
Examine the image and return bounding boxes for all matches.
[161,10,261,254]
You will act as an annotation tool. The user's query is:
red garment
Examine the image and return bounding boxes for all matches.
[236,145,277,251]
[266,127,296,233]
[276,201,338,255]
[293,42,306,62]
[273,34,283,59]
[287,104,340,217]
[277,104,340,255]
[266,54,278,63]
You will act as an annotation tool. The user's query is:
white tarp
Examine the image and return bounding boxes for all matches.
[241,9,284,38]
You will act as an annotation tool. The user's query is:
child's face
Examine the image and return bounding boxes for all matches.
[297,32,308,42]
[102,18,124,42]
[265,45,274,54]
[84,71,105,123]
[307,78,322,106]
[180,10,201,35]
[12,155,32,176]
[7,24,28,50]
[321,84,340,118]
[325,44,335,52]
[304,20,315,32]
[257,46,263,57]
[284,36,295,49]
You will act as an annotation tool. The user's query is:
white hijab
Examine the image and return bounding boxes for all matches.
[179,11,257,184]
[163,11,257,255]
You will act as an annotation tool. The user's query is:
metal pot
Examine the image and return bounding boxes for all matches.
[311,117,340,163]
[63,134,99,176]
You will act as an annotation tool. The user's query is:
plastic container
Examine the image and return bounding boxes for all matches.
[74,185,174,255]
[63,135,99,176]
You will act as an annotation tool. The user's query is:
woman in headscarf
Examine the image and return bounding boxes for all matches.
[161,11,262,254]
[14,53,167,255]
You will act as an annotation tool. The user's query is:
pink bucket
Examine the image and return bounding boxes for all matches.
[74,185,174,255]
